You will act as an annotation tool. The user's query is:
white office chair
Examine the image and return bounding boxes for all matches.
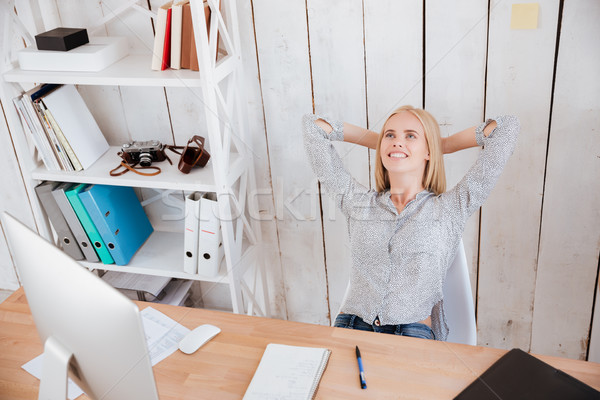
[442,239,477,345]
[337,239,477,345]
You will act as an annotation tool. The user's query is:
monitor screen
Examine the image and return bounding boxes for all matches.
[2,212,159,400]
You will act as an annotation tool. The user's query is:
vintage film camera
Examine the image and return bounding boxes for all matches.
[120,140,168,167]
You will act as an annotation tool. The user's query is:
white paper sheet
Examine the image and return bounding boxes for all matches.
[142,306,191,365]
[22,307,191,399]
[22,356,84,400]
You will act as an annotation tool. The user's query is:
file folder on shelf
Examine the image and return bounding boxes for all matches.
[52,182,99,262]
[65,184,114,264]
[183,192,202,274]
[34,181,84,260]
[79,184,153,266]
[197,192,224,277]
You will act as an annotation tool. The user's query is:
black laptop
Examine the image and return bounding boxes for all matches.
[454,348,600,400]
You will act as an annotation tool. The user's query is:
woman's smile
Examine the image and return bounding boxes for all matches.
[388,151,408,159]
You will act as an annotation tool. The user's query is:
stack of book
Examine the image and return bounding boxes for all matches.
[35,182,154,266]
[100,272,194,306]
[13,84,109,172]
[151,0,218,71]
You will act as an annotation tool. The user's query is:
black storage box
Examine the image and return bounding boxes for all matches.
[35,28,89,51]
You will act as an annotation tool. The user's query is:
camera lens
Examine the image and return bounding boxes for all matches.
[139,152,152,167]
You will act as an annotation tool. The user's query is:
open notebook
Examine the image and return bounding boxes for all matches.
[454,348,600,400]
[243,344,331,400]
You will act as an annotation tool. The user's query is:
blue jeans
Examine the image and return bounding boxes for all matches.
[334,313,435,340]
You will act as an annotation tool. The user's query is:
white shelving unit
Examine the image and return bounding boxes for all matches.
[0,0,269,317]
[29,146,246,192]
[3,53,238,87]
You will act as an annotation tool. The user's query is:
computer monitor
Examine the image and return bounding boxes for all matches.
[2,212,159,400]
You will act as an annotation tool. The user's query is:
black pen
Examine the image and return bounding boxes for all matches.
[355,346,367,389]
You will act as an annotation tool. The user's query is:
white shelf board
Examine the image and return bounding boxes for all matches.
[3,54,203,87]
[30,146,243,191]
[81,231,229,283]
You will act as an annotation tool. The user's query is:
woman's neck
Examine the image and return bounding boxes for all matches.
[388,174,425,213]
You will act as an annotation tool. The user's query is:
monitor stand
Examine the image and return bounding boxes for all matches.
[39,336,73,400]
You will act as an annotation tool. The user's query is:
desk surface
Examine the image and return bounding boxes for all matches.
[1,288,600,399]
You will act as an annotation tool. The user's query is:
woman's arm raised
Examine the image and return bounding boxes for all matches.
[303,114,371,217]
[315,119,379,149]
[442,120,498,154]
[440,115,519,226]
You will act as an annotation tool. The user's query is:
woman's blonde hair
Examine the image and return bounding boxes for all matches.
[374,105,446,195]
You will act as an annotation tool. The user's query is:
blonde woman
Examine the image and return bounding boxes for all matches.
[302,106,519,340]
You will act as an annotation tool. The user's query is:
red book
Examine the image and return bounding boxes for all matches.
[161,7,172,70]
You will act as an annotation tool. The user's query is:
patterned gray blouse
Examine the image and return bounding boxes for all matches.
[302,113,520,340]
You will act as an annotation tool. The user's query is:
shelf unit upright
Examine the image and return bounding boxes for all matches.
[0,0,270,317]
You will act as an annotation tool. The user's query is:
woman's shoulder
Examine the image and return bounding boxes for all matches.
[352,188,390,209]
[358,188,383,202]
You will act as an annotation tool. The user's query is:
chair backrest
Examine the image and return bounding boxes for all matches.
[442,239,477,345]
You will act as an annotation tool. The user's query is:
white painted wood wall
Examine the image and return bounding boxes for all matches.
[0,0,598,361]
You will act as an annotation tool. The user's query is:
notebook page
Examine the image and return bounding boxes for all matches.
[244,343,331,400]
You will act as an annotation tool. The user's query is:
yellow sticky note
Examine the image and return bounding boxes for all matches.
[510,3,539,29]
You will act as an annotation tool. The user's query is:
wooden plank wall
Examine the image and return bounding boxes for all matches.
[530,0,600,361]
[478,0,560,351]
[0,0,599,361]
[252,0,329,323]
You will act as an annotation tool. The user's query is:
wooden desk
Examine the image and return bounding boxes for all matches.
[1,288,599,399]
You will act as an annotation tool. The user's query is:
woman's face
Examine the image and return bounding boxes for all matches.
[380,111,430,177]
